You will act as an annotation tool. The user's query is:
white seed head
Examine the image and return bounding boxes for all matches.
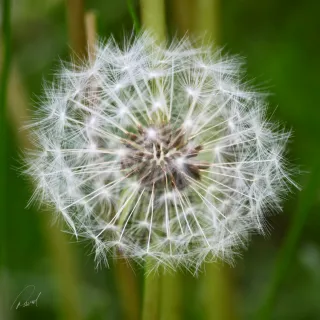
[25,33,296,272]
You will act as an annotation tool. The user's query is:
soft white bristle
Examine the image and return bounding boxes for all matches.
[25,32,296,271]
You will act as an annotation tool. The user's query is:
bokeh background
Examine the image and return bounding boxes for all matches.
[1,0,320,319]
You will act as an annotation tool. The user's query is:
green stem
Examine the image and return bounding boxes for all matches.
[140,1,168,318]
[65,0,87,61]
[170,0,194,37]
[114,258,140,320]
[0,0,10,316]
[85,11,98,62]
[201,262,236,320]
[142,260,161,320]
[140,0,166,43]
[160,272,181,320]
[257,164,320,319]
[127,0,141,33]
[190,1,235,319]
[193,0,220,44]
[171,0,219,44]
[0,0,10,266]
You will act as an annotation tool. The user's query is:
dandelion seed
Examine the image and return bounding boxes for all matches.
[25,33,296,271]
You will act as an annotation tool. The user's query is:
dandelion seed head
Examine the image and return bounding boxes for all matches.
[25,33,296,272]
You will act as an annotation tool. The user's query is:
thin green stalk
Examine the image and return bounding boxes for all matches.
[65,0,87,61]
[140,0,166,43]
[0,0,11,266]
[193,0,220,44]
[171,0,219,44]
[170,0,194,37]
[0,0,11,317]
[256,164,320,319]
[114,259,140,320]
[142,260,161,320]
[160,272,181,320]
[188,1,236,319]
[127,0,141,34]
[139,2,172,319]
[85,11,98,63]
[200,262,236,320]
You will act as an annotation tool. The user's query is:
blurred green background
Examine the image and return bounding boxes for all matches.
[1,0,320,319]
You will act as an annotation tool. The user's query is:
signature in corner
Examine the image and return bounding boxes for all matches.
[11,285,41,310]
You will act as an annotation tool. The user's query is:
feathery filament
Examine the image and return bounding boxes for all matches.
[25,33,296,271]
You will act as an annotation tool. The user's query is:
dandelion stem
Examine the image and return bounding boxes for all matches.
[201,263,236,320]
[114,259,140,320]
[0,0,11,315]
[139,3,174,320]
[85,11,97,62]
[0,0,10,266]
[187,2,237,319]
[65,0,87,61]
[142,262,161,320]
[170,0,194,37]
[171,0,219,44]
[160,272,182,320]
[257,164,320,319]
[140,0,166,43]
[193,0,220,44]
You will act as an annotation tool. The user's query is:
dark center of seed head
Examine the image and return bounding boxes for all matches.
[120,124,208,190]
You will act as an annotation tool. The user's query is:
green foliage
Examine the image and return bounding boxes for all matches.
[2,0,320,319]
